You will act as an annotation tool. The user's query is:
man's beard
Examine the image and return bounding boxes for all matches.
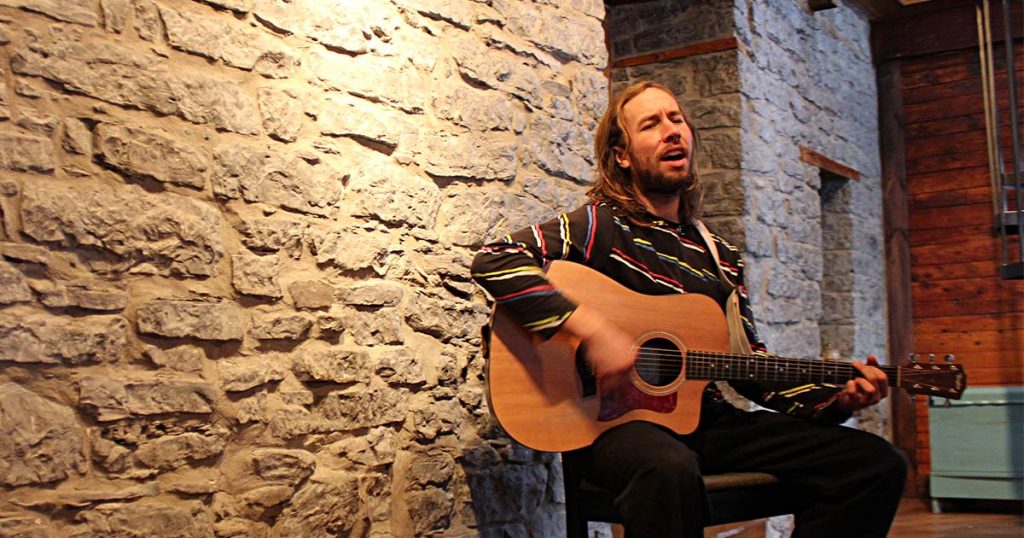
[632,166,694,196]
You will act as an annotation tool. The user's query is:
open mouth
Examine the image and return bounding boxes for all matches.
[661,149,687,162]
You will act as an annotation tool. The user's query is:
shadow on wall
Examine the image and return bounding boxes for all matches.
[461,432,566,537]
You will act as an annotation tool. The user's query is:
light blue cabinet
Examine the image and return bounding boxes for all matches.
[928,386,1023,511]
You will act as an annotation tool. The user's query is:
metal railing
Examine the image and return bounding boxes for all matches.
[977,0,1023,279]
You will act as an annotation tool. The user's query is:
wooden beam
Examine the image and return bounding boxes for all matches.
[799,147,862,180]
[878,59,923,497]
[610,37,739,69]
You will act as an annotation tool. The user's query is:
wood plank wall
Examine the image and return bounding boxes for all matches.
[900,43,1024,479]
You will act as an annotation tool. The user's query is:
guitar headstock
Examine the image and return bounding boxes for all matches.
[897,354,968,400]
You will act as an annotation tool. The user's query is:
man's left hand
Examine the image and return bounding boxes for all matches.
[836,355,889,412]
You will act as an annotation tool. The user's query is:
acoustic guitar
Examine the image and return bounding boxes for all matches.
[486,261,967,452]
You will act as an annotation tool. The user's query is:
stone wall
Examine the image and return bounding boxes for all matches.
[0,1,606,536]
[733,0,888,436]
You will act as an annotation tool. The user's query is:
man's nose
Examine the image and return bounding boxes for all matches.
[661,121,681,141]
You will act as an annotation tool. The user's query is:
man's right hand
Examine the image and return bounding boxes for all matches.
[560,304,636,380]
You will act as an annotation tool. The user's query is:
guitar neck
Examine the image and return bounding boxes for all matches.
[684,351,897,386]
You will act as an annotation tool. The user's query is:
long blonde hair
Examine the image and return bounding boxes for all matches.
[588,80,704,222]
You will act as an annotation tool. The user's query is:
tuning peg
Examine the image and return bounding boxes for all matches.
[909,353,918,363]
[929,353,935,363]
[944,399,951,408]
[944,354,955,363]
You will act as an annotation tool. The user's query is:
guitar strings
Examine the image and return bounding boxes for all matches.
[627,349,952,388]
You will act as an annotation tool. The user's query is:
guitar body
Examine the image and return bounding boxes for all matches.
[485,261,968,452]
[486,261,731,452]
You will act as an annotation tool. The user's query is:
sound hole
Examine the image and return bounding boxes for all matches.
[635,337,682,387]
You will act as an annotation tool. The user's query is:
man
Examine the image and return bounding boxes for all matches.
[471,81,907,537]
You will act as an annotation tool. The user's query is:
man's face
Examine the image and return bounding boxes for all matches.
[615,87,694,195]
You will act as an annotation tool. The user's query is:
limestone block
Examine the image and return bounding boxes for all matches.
[287,280,334,310]
[0,260,31,304]
[137,299,247,341]
[133,431,227,470]
[21,181,223,277]
[0,130,55,173]
[254,0,380,54]
[61,118,92,155]
[410,397,460,441]
[78,375,216,421]
[257,87,302,142]
[100,0,130,33]
[348,163,441,228]
[699,130,742,170]
[431,83,527,133]
[323,427,395,468]
[408,130,517,181]
[74,499,214,538]
[94,123,209,189]
[524,114,592,182]
[0,311,130,365]
[373,347,427,386]
[694,52,740,97]
[216,357,287,392]
[570,67,608,126]
[250,448,315,485]
[92,437,131,474]
[310,229,388,272]
[13,481,160,510]
[33,279,129,312]
[133,0,161,41]
[0,0,97,26]
[405,294,489,342]
[238,485,293,518]
[144,345,204,373]
[0,383,86,486]
[316,388,407,430]
[0,515,50,537]
[405,487,455,535]
[433,189,511,248]
[161,468,219,495]
[450,36,545,108]
[212,145,342,216]
[160,3,298,78]
[317,93,410,149]
[0,242,50,264]
[14,112,59,136]
[685,95,742,130]
[292,346,369,384]
[322,306,403,346]
[274,470,361,537]
[232,252,281,298]
[465,464,547,525]
[11,31,261,134]
[237,217,307,258]
[308,51,425,114]
[502,1,604,67]
[391,0,480,30]
[250,311,312,340]
[342,280,404,307]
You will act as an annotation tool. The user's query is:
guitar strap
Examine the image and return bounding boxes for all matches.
[692,220,753,356]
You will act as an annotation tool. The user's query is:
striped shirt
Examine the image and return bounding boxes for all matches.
[471,202,849,423]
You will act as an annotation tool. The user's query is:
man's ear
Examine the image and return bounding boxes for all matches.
[613,146,630,170]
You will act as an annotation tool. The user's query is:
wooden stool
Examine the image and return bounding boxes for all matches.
[562,450,804,537]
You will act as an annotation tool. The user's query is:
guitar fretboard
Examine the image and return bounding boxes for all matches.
[637,349,898,386]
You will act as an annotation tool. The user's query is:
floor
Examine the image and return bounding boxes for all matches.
[888,498,1023,538]
[697,498,1023,538]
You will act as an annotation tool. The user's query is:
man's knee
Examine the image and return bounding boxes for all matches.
[851,431,909,488]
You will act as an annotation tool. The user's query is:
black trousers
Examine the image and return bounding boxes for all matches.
[580,402,908,538]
